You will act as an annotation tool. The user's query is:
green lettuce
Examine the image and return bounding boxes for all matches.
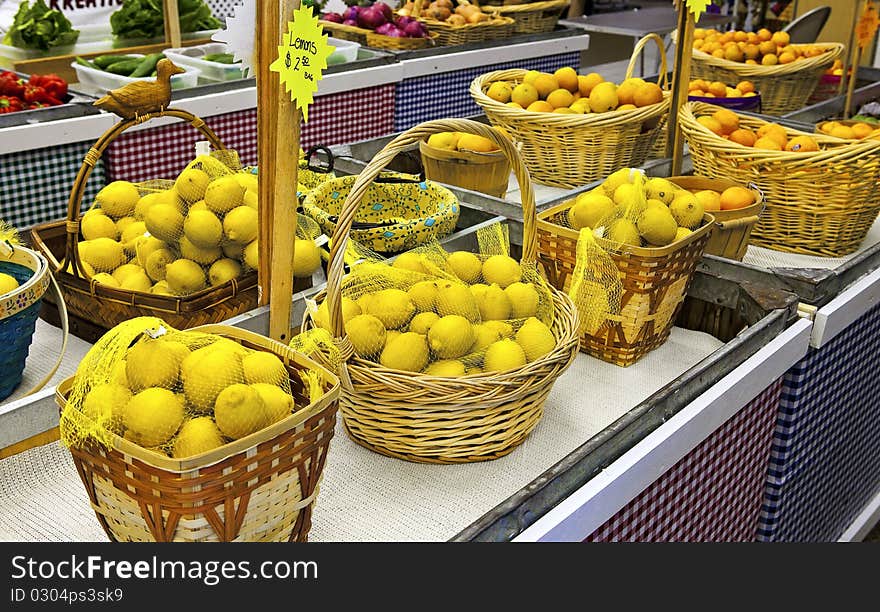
[111,0,222,40]
[2,0,80,51]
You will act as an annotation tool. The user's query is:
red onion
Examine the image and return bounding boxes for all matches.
[396,16,415,27]
[403,21,428,38]
[321,12,344,23]
[374,2,394,20]
[343,18,358,26]
[357,7,387,29]
[375,22,403,37]
[342,6,360,21]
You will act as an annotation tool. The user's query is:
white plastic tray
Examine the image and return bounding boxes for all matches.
[71,55,201,95]
[0,24,112,63]
[163,42,246,82]
[327,37,360,66]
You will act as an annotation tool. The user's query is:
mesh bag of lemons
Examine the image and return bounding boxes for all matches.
[298,224,561,376]
[59,316,318,460]
[74,150,325,297]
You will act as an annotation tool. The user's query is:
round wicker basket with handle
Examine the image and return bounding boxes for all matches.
[303,117,580,464]
[484,0,570,35]
[470,33,671,188]
[680,101,880,258]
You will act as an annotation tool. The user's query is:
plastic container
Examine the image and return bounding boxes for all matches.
[0,24,112,64]
[71,55,201,95]
[111,29,219,49]
[327,38,360,66]
[162,42,246,82]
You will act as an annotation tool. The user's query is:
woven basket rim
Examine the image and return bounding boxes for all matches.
[689,41,844,76]
[0,244,49,306]
[419,138,509,162]
[486,0,570,13]
[412,14,516,30]
[55,324,341,473]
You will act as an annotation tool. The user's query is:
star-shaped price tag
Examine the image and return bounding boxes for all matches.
[269,5,335,122]
[212,1,256,77]
[685,0,712,22]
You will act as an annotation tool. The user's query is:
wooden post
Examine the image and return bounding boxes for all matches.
[256,0,301,343]
[163,0,183,49]
[839,0,864,97]
[844,0,869,118]
[667,2,695,175]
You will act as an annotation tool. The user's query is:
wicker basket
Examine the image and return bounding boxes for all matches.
[320,20,370,45]
[536,202,715,367]
[28,108,259,342]
[0,244,51,400]
[470,33,671,188]
[409,0,515,46]
[320,19,439,50]
[686,42,844,115]
[303,118,580,463]
[680,101,880,257]
[484,0,569,35]
[667,176,763,261]
[419,139,511,198]
[56,324,340,542]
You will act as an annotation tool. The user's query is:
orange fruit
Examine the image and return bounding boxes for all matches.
[616,104,638,111]
[785,135,820,152]
[708,81,728,97]
[552,107,577,114]
[729,128,757,147]
[546,88,574,108]
[829,125,857,140]
[712,108,740,135]
[526,100,554,113]
[720,187,756,210]
[737,80,755,94]
[712,49,726,59]
[758,41,777,56]
[743,91,758,97]
[694,28,708,40]
[694,190,722,212]
[724,45,745,62]
[745,59,759,65]
[754,136,783,150]
[522,70,541,85]
[532,74,559,99]
[726,87,743,98]
[506,102,523,109]
[757,28,772,41]
[771,31,790,47]
[554,67,579,93]
[779,51,796,64]
[744,44,761,61]
[757,123,788,147]
[819,120,839,134]
[616,78,645,105]
[697,116,724,136]
[578,73,604,97]
[703,92,716,98]
[690,89,706,97]
[747,32,760,44]
[511,83,539,108]
[762,54,778,66]
[852,123,874,139]
[633,82,664,107]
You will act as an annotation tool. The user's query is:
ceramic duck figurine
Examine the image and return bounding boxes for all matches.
[93,58,185,120]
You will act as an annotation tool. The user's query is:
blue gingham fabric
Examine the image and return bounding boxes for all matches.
[394,51,581,132]
[757,300,880,541]
[0,142,106,230]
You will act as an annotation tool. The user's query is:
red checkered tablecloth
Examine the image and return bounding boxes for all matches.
[584,379,784,542]
[105,85,396,182]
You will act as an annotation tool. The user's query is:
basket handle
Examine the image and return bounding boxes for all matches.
[23,269,68,397]
[324,117,535,340]
[303,145,335,174]
[60,108,227,280]
[716,215,760,231]
[625,33,669,90]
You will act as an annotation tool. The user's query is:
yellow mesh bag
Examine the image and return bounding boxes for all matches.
[568,228,623,336]
[60,316,302,459]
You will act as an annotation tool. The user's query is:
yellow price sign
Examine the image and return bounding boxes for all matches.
[269,5,335,121]
[684,0,712,22]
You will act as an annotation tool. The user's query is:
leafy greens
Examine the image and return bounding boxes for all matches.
[2,0,80,51]
[110,0,222,40]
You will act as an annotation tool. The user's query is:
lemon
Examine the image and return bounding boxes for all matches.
[408,311,439,335]
[435,281,480,322]
[81,212,118,241]
[214,383,270,440]
[645,177,680,204]
[243,190,258,209]
[152,280,173,295]
[366,288,416,329]
[136,190,181,220]
[576,280,609,335]
[293,239,322,277]
[124,387,185,448]
[95,181,140,219]
[251,383,295,425]
[81,383,130,433]
[505,282,540,319]
[222,241,245,260]
[392,251,428,275]
[208,258,241,286]
[482,320,513,339]
[476,283,511,320]
[470,283,489,302]
[115,216,137,234]
[428,315,475,359]
[0,272,19,295]
[446,251,483,283]
[183,344,245,412]
[646,198,667,209]
[172,417,225,458]
[80,237,126,273]
[144,248,175,282]
[669,193,705,229]
[380,332,429,372]
[242,351,288,386]
[63,257,94,278]
[427,132,460,151]
[184,209,223,248]
[223,206,258,244]
[424,360,466,377]
[91,272,119,287]
[175,168,211,202]
[134,235,167,267]
[384,330,401,347]
[145,203,184,243]
[407,280,438,312]
[675,227,693,242]
[125,338,186,391]
[487,81,513,103]
[313,296,361,331]
[482,255,521,288]
[483,339,527,372]
[180,236,221,266]
[588,81,619,113]
[569,191,614,230]
[236,173,258,192]
[612,183,642,209]
[119,269,152,293]
[111,263,144,285]
[345,313,387,358]
[470,324,502,352]
[165,259,207,295]
[120,221,148,255]
[189,200,208,212]
[605,219,641,247]
[243,240,258,269]
[637,206,678,246]
[205,175,245,214]
[515,317,555,361]
[602,168,638,196]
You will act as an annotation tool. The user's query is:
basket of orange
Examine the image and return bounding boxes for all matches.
[687,78,762,112]
[679,101,880,257]
[686,27,843,115]
[419,129,512,198]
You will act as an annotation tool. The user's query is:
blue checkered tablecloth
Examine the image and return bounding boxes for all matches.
[394,51,581,132]
[757,300,880,541]
[0,142,106,230]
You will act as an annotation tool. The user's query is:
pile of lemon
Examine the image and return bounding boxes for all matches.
[75,164,322,297]
[77,332,296,458]
[566,169,723,248]
[817,120,880,141]
[425,131,500,153]
[485,66,664,114]
[310,249,556,375]
[0,272,18,296]
[693,28,826,66]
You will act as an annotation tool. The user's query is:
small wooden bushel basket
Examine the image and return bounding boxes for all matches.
[56,325,340,542]
[419,139,511,198]
[29,108,260,343]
